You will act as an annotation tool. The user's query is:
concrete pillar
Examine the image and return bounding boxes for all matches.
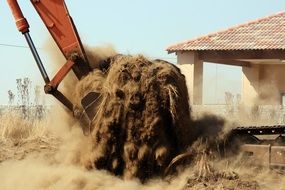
[194,59,203,105]
[177,51,203,105]
[242,65,260,105]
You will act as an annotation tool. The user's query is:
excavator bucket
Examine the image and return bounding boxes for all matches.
[81,92,101,121]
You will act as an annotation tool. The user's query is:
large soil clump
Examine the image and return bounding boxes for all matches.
[75,55,196,181]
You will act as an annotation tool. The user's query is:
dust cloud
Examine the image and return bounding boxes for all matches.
[1,108,284,190]
[1,45,285,189]
[42,39,116,103]
[0,107,188,190]
[42,38,77,102]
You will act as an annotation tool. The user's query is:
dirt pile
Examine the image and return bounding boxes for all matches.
[181,136,260,190]
[74,55,197,181]
[184,170,259,190]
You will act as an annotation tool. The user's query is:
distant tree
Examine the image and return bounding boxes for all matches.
[13,78,46,120]
[8,90,15,106]
[34,85,41,106]
[16,78,32,118]
[225,92,233,105]
[225,92,234,115]
[34,85,44,119]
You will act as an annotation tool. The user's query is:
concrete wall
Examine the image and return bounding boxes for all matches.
[242,64,285,105]
[259,65,285,105]
[242,65,260,105]
[176,51,203,105]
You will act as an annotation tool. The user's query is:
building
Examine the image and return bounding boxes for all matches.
[167,12,285,106]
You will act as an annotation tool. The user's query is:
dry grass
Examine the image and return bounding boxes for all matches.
[0,110,50,143]
[0,108,61,165]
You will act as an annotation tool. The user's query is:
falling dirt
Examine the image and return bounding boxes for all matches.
[74,55,196,181]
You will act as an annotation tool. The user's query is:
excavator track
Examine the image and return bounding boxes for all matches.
[166,125,285,174]
[230,125,285,168]
[233,125,285,136]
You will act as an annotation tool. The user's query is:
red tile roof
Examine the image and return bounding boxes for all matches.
[167,12,285,52]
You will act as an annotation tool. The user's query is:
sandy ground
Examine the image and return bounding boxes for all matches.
[1,109,284,190]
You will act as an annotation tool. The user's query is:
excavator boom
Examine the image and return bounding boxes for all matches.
[31,0,91,79]
[7,0,92,112]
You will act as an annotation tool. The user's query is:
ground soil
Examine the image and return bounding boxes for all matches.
[0,137,58,163]
[0,136,262,190]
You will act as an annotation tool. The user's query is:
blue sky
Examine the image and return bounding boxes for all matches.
[0,0,285,105]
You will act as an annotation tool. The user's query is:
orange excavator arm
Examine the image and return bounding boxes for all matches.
[7,0,92,111]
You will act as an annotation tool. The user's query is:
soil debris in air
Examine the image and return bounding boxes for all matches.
[75,55,197,181]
